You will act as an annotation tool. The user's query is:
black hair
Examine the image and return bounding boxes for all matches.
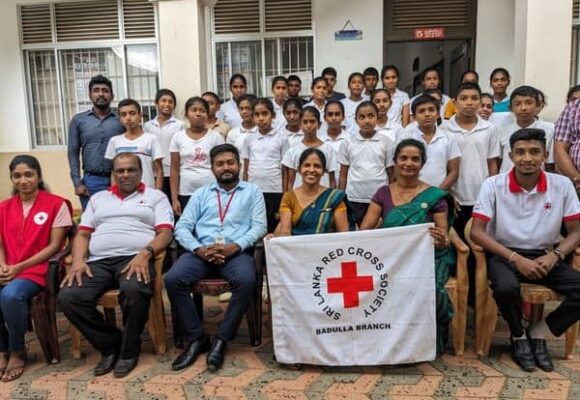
[348,72,364,84]
[253,97,275,116]
[481,92,494,104]
[567,85,580,102]
[287,74,302,84]
[300,105,321,123]
[311,76,327,90]
[9,155,45,191]
[394,139,427,166]
[298,148,327,172]
[210,143,240,165]
[509,85,543,107]
[371,88,392,102]
[424,88,443,100]
[355,100,379,116]
[324,100,345,116]
[456,82,482,97]
[118,98,141,113]
[201,91,221,104]
[411,94,440,114]
[283,97,303,112]
[155,88,177,104]
[184,96,209,113]
[321,67,337,77]
[422,68,441,82]
[235,93,257,108]
[461,70,479,83]
[509,128,546,150]
[363,67,379,78]
[229,73,247,87]
[381,64,400,79]
[271,76,288,89]
[113,152,143,171]
[89,74,113,93]
[490,67,511,81]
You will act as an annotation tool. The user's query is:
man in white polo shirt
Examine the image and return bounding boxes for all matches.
[59,153,173,378]
[471,128,580,372]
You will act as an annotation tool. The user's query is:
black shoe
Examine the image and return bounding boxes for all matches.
[94,352,118,376]
[530,338,554,371]
[171,335,211,371]
[206,338,227,372]
[511,338,536,372]
[113,357,139,378]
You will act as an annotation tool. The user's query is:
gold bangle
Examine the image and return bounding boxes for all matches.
[509,251,517,264]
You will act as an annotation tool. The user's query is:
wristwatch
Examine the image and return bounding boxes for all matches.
[145,246,155,257]
[552,248,566,261]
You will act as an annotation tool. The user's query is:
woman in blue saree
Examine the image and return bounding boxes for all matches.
[360,138,454,356]
[276,148,350,236]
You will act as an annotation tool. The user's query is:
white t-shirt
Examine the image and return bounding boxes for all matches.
[282,141,338,188]
[318,127,350,156]
[144,116,186,177]
[241,128,289,193]
[341,97,365,133]
[442,116,500,205]
[226,125,258,152]
[377,120,405,144]
[283,128,304,148]
[104,133,163,188]
[303,100,326,123]
[498,119,555,173]
[217,99,242,129]
[338,132,395,203]
[473,171,580,249]
[402,126,462,187]
[387,88,410,126]
[169,129,225,195]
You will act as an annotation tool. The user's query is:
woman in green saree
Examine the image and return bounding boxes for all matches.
[275,148,350,236]
[360,138,454,355]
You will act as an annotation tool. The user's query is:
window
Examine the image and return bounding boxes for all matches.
[19,0,158,147]
[571,0,580,85]
[212,0,314,100]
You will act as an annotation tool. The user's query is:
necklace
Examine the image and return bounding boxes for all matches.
[392,183,421,204]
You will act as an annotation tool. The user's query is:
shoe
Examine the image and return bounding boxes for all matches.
[113,357,139,378]
[171,335,210,371]
[206,338,227,372]
[94,352,118,376]
[511,338,536,372]
[530,338,555,372]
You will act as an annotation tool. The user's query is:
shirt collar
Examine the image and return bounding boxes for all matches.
[240,125,258,134]
[448,115,490,133]
[209,180,246,193]
[88,108,116,119]
[508,168,548,193]
[355,130,379,141]
[151,115,177,127]
[109,182,146,199]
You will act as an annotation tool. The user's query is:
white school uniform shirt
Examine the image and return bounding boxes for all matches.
[104,133,163,188]
[144,116,186,177]
[402,126,461,187]
[338,131,395,203]
[304,100,326,123]
[241,128,289,193]
[226,125,258,152]
[318,127,350,156]
[341,97,365,133]
[376,120,405,144]
[407,93,451,116]
[387,88,410,125]
[169,129,225,195]
[217,99,242,129]
[473,170,580,250]
[442,115,500,205]
[498,119,555,173]
[282,141,337,188]
[283,128,304,148]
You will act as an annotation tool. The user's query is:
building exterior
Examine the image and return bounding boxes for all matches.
[0,0,574,205]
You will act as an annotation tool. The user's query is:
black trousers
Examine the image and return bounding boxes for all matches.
[58,255,155,359]
[348,201,370,227]
[264,192,283,233]
[487,249,580,337]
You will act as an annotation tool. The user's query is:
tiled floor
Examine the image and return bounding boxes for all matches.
[2,298,579,400]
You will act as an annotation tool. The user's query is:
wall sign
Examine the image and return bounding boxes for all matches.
[335,20,362,41]
[414,27,445,40]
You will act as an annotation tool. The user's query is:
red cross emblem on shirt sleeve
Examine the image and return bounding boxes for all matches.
[327,261,374,308]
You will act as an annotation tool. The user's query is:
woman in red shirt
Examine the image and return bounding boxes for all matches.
[0,155,71,382]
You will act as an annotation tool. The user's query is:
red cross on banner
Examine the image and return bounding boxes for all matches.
[327,261,374,308]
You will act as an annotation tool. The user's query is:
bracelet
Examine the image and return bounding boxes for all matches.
[508,251,517,264]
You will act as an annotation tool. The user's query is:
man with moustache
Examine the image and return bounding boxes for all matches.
[165,143,267,372]
[67,75,124,209]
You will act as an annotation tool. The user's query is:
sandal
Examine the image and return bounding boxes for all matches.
[1,353,26,383]
[0,353,8,377]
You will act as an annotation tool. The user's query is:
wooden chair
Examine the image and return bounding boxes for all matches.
[446,227,470,356]
[173,242,265,347]
[464,219,579,359]
[69,251,167,358]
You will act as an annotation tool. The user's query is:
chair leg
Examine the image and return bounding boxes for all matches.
[29,295,56,364]
[70,325,82,359]
[564,322,579,360]
[446,285,462,356]
[530,304,545,324]
[45,295,61,363]
[104,307,116,327]
[147,291,166,354]
[245,299,259,347]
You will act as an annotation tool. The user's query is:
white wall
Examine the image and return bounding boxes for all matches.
[314,0,383,94]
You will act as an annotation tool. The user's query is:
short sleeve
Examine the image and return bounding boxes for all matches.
[544,124,555,164]
[52,202,73,228]
[153,192,175,229]
[104,137,116,160]
[487,127,501,159]
[554,101,578,144]
[281,146,296,169]
[472,178,495,222]
[562,178,580,221]
[385,139,395,168]
[226,129,237,145]
[447,136,461,160]
[151,135,164,160]
[337,140,349,166]
[325,145,338,173]
[169,132,180,153]
[280,135,289,157]
[279,191,296,213]
[371,186,389,210]
[241,133,252,160]
[431,198,449,214]
[79,198,96,232]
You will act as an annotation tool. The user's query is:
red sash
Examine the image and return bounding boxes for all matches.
[0,191,71,287]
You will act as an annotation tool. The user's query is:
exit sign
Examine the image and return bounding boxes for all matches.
[414,27,445,40]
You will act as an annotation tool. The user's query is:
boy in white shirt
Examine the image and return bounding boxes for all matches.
[105,98,163,189]
[362,67,379,100]
[407,68,451,121]
[341,72,365,133]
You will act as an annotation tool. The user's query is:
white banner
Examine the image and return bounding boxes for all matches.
[265,223,436,366]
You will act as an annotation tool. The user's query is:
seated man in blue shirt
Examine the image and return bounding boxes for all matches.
[165,143,267,372]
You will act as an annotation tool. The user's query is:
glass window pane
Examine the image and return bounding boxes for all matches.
[280,37,313,89]
[215,42,230,101]
[230,41,263,97]
[127,44,159,123]
[59,47,125,127]
[27,50,64,146]
[265,39,278,92]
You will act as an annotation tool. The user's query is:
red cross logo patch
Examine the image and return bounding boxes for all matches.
[327,261,374,308]
[33,211,49,226]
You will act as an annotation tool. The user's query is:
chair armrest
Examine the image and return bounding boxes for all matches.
[253,239,265,275]
[46,246,71,297]
[449,228,469,254]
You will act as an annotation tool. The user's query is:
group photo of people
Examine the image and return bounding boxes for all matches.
[1,60,580,385]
